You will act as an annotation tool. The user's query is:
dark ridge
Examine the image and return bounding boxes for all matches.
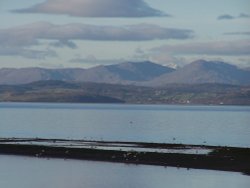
[0,81,249,105]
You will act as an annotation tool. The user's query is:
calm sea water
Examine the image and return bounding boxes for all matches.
[0,155,249,188]
[0,102,250,147]
[1,103,250,187]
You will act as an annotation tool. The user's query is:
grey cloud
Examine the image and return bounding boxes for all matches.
[224,31,250,35]
[217,13,250,20]
[239,13,250,18]
[0,22,193,59]
[152,40,250,56]
[70,55,98,63]
[0,22,52,47]
[70,56,125,65]
[217,14,235,20]
[49,40,78,49]
[18,49,57,59]
[0,22,194,47]
[13,0,168,17]
[0,46,57,59]
[0,22,57,59]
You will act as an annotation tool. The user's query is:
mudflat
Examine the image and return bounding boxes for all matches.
[0,138,250,175]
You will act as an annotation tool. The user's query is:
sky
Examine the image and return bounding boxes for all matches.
[0,0,250,68]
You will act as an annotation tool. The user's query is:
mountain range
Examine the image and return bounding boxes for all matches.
[145,60,250,86]
[0,60,249,86]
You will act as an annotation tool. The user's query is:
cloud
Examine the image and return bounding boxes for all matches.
[217,13,250,20]
[239,13,250,18]
[224,31,250,35]
[0,22,194,47]
[0,22,193,59]
[237,57,250,67]
[0,46,57,59]
[152,40,250,56]
[49,40,78,49]
[13,0,168,17]
[217,14,234,20]
[70,55,125,66]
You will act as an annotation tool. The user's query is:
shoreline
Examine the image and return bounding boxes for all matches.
[0,138,250,176]
[1,81,249,106]
[1,101,250,106]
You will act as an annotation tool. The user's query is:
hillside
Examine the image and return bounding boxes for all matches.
[146,60,250,86]
[106,61,174,81]
[0,60,249,86]
[0,61,173,85]
[0,68,85,85]
[0,81,249,105]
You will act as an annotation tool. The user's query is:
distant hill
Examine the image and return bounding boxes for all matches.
[106,61,174,81]
[146,60,250,86]
[244,67,250,71]
[0,80,249,105]
[0,60,249,86]
[0,67,85,85]
[73,61,174,84]
[0,61,173,85]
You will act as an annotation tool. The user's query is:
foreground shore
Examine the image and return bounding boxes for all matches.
[0,138,250,175]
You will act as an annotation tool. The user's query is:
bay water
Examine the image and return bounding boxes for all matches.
[0,103,250,188]
[0,155,250,188]
[0,102,249,147]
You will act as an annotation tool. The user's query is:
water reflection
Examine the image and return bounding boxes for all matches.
[0,155,249,188]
